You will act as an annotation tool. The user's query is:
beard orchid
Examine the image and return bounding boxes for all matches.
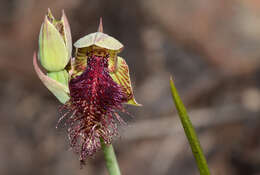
[33,9,140,164]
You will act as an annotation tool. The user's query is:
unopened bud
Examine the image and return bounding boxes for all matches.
[38,9,72,72]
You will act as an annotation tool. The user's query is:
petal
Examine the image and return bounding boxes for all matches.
[109,56,141,106]
[108,50,118,73]
[38,17,69,72]
[33,52,70,104]
[71,47,89,78]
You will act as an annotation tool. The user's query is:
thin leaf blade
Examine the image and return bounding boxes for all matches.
[170,76,210,175]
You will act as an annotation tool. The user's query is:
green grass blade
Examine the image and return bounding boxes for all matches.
[170,77,210,175]
[100,138,121,175]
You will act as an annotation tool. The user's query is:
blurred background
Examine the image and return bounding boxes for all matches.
[1,0,260,174]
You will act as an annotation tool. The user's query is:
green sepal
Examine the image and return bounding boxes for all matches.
[74,32,123,51]
[33,53,70,104]
[109,56,141,106]
[61,10,72,61]
[38,15,69,72]
[47,70,69,86]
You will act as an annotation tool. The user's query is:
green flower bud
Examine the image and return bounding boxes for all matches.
[33,53,70,104]
[47,70,69,86]
[38,9,72,72]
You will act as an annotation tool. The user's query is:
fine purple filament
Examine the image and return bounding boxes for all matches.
[63,52,128,164]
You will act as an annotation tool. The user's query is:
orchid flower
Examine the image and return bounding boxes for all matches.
[33,9,140,164]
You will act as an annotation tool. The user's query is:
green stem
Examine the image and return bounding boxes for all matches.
[100,138,121,175]
[170,77,210,175]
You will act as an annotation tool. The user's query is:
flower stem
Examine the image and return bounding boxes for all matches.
[100,138,121,175]
[170,77,211,175]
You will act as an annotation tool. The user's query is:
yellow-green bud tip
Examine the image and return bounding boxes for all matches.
[38,9,72,72]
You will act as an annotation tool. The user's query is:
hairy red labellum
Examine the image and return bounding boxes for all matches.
[62,52,128,164]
